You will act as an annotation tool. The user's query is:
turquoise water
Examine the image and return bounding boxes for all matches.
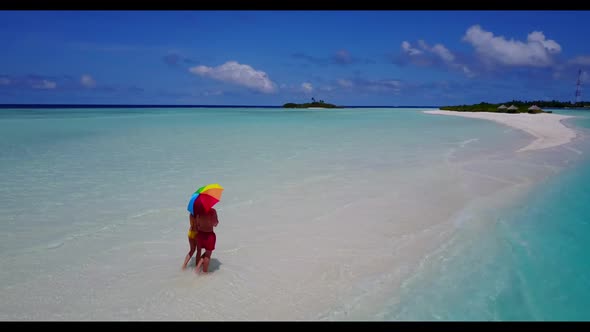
[384,110,590,321]
[1,107,589,320]
[0,107,510,254]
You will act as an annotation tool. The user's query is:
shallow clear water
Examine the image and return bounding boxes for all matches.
[382,109,590,321]
[1,107,588,320]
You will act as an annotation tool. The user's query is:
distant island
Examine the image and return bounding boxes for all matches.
[283,98,340,109]
[440,100,590,114]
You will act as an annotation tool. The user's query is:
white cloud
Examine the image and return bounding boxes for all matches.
[337,79,353,88]
[374,80,401,92]
[461,65,473,77]
[301,82,313,93]
[431,44,455,63]
[401,41,423,56]
[417,40,429,50]
[401,39,472,76]
[189,61,276,93]
[463,25,562,67]
[81,74,96,88]
[527,31,561,53]
[333,77,405,95]
[32,80,56,89]
[360,79,402,94]
[568,56,590,66]
[334,49,353,64]
[402,40,455,63]
[203,90,223,96]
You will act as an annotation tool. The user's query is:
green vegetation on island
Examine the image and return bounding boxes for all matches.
[283,97,340,109]
[440,100,590,114]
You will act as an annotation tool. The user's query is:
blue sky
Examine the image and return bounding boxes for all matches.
[1,10,590,106]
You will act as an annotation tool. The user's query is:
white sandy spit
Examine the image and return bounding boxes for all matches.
[423,110,577,152]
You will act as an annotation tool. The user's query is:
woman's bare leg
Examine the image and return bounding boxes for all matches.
[202,250,212,273]
[182,237,197,269]
[195,244,203,272]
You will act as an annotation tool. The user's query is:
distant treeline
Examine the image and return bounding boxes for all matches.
[441,100,590,114]
[283,101,340,108]
[497,100,590,108]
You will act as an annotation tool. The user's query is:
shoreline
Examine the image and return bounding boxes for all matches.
[423,110,578,152]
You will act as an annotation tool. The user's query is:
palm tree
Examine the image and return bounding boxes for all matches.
[311,97,316,103]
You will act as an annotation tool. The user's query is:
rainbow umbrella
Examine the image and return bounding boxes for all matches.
[187,183,224,215]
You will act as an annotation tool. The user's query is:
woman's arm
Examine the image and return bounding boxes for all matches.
[213,210,219,227]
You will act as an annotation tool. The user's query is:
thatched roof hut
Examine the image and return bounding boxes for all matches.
[528,105,541,111]
[507,105,518,111]
[497,104,508,110]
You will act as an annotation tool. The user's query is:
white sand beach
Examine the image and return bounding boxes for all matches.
[423,110,577,152]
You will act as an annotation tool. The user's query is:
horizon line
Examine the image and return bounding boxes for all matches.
[0,104,442,109]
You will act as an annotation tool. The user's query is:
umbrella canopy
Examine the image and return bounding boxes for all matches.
[187,183,224,215]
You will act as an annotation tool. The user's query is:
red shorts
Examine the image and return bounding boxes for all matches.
[197,231,216,251]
